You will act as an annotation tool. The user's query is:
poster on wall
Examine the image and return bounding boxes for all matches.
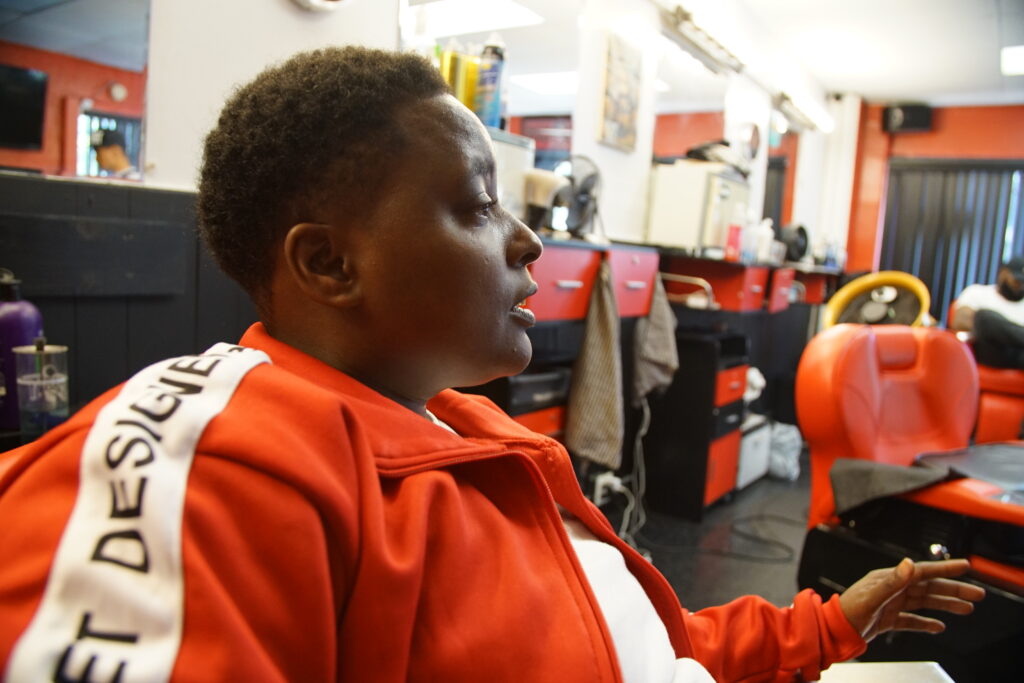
[599,33,641,152]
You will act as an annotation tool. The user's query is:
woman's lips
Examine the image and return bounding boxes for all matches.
[510,302,536,326]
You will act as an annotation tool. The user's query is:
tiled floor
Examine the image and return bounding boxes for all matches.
[605,453,812,612]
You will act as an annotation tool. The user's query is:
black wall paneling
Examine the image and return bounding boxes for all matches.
[0,215,188,296]
[880,159,1024,326]
[0,172,256,410]
[764,156,786,228]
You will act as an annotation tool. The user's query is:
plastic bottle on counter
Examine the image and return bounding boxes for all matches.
[474,33,506,128]
[0,269,44,432]
[457,48,480,111]
[439,38,463,91]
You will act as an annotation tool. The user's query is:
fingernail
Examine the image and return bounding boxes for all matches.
[899,557,913,579]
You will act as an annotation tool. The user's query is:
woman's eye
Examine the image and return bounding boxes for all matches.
[474,195,498,216]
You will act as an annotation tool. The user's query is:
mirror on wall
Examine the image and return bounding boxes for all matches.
[652,41,729,162]
[0,0,149,181]
[399,0,581,168]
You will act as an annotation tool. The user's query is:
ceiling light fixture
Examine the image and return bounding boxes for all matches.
[773,93,835,134]
[658,4,743,76]
[413,0,543,39]
[510,71,579,95]
[1001,45,1024,76]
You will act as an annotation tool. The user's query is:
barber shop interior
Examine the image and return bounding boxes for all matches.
[1,1,1022,681]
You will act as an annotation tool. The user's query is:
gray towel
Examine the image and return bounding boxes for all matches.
[830,459,952,516]
[565,260,624,469]
[632,275,678,406]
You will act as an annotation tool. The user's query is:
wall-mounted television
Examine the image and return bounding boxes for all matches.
[0,64,48,150]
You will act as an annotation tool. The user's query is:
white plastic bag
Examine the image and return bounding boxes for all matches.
[768,423,802,481]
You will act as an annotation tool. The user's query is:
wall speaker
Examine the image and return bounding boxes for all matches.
[883,104,933,133]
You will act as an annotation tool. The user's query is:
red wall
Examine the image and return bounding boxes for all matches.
[846,104,1024,272]
[0,41,145,175]
[652,111,724,157]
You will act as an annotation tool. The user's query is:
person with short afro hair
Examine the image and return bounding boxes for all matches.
[197,46,450,314]
[0,45,984,682]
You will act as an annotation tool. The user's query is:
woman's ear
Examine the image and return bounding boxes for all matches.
[281,222,360,307]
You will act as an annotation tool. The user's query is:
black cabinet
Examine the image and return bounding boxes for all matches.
[644,331,749,520]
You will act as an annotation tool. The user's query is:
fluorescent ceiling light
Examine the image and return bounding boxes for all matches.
[416,0,543,38]
[655,79,671,92]
[510,71,579,95]
[1002,45,1024,76]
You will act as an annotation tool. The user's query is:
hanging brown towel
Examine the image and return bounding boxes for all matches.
[565,260,624,469]
[632,275,678,406]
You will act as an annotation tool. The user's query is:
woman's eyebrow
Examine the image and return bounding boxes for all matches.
[469,154,495,178]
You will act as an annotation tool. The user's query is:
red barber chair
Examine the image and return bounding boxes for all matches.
[974,364,1024,443]
[948,304,1024,443]
[795,324,1024,683]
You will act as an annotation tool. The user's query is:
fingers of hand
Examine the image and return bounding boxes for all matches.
[906,577,986,609]
[894,612,946,634]
[909,558,971,582]
[908,593,977,615]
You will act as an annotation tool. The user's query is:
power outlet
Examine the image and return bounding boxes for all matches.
[593,471,621,507]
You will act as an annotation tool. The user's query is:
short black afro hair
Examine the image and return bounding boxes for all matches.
[197,46,450,305]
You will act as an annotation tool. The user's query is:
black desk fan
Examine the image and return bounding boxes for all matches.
[554,155,602,238]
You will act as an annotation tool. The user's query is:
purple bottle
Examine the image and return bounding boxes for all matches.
[0,269,44,431]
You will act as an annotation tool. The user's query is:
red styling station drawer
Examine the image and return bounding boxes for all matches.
[767,268,795,313]
[526,245,602,321]
[606,247,659,317]
[714,364,748,407]
[512,405,566,440]
[662,257,769,312]
[704,430,741,506]
[795,271,830,305]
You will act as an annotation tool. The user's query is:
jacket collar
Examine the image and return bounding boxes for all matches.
[238,323,562,473]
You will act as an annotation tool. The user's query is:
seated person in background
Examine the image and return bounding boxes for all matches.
[0,47,984,682]
[953,256,1024,369]
[90,129,142,181]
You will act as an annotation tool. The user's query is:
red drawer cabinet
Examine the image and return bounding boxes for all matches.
[662,256,768,312]
[767,268,796,313]
[526,245,602,321]
[714,364,748,407]
[794,271,832,304]
[606,247,659,317]
[512,405,566,441]
[644,332,748,520]
[704,431,741,506]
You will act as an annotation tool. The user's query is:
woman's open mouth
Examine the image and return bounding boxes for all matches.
[510,301,536,326]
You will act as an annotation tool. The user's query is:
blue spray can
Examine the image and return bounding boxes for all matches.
[474,33,506,129]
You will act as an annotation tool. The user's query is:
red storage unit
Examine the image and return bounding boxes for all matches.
[512,405,566,441]
[767,267,796,313]
[645,332,748,520]
[661,256,768,311]
[704,431,742,506]
[525,244,602,321]
[714,364,748,407]
[606,246,659,317]
[794,270,832,305]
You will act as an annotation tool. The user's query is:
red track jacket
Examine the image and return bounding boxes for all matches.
[0,324,864,682]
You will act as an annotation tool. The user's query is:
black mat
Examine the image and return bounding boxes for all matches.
[917,442,1024,494]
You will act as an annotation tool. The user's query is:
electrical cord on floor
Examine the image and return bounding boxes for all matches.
[637,513,807,564]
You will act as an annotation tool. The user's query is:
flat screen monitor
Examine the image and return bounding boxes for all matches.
[0,64,48,150]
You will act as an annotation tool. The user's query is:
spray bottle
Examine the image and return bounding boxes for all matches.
[0,269,44,431]
[474,33,506,129]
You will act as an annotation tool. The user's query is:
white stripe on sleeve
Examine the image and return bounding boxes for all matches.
[6,343,268,683]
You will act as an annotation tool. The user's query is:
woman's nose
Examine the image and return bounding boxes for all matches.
[509,216,543,268]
